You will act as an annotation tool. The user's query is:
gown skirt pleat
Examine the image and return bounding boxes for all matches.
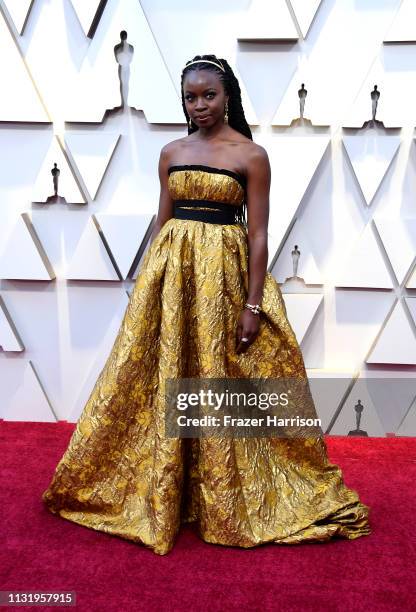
[42,217,371,555]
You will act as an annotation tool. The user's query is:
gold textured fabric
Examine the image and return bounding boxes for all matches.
[42,167,371,555]
[168,167,245,206]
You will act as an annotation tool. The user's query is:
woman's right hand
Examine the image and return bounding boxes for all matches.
[235,308,260,354]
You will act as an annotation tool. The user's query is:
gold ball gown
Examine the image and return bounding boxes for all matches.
[42,164,371,555]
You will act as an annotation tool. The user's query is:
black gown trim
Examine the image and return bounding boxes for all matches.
[173,199,244,225]
[168,164,247,190]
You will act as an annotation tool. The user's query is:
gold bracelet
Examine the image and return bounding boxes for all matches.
[244,302,261,315]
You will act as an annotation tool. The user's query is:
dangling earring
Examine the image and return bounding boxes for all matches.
[224,101,229,124]
[188,117,192,129]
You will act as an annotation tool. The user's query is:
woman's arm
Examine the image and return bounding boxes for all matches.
[149,144,174,246]
[236,145,271,354]
[246,146,270,303]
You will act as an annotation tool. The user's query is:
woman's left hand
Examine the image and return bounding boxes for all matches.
[235,309,260,354]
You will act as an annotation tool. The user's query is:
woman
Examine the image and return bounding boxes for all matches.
[42,55,371,555]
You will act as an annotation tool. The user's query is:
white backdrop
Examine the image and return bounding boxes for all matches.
[0,0,415,436]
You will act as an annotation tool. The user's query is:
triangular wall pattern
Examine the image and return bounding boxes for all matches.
[0,213,55,280]
[70,0,106,38]
[405,263,416,289]
[95,213,154,279]
[2,0,33,35]
[384,0,416,43]
[353,372,416,434]
[329,378,386,436]
[65,132,120,200]
[335,222,393,289]
[32,135,86,204]
[0,360,56,422]
[0,9,48,121]
[290,0,322,38]
[271,223,323,285]
[405,297,416,327]
[237,0,298,41]
[367,301,416,365]
[256,134,330,267]
[374,217,416,285]
[280,293,323,344]
[0,295,24,351]
[68,289,130,422]
[67,0,184,123]
[306,371,354,432]
[65,216,119,280]
[342,131,400,206]
[396,396,416,436]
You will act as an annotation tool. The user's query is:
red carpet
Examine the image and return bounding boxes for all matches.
[1,421,415,611]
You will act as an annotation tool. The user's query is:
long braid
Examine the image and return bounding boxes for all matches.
[180,54,251,228]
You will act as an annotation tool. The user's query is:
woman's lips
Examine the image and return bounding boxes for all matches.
[196,115,210,122]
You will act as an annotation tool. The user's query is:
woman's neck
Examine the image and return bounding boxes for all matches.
[194,121,228,141]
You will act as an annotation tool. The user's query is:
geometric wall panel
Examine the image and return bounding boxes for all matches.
[335,223,393,289]
[367,301,416,365]
[290,0,323,38]
[64,216,119,280]
[32,135,86,205]
[257,134,330,267]
[383,0,416,43]
[271,224,323,285]
[0,295,24,351]
[2,0,34,35]
[353,372,416,435]
[405,263,416,289]
[341,50,416,129]
[341,60,389,129]
[69,0,106,38]
[374,217,416,285]
[68,289,130,422]
[406,297,416,328]
[30,211,153,281]
[64,132,121,200]
[95,213,154,279]
[329,377,386,437]
[67,0,184,123]
[0,282,132,420]
[0,9,48,121]
[330,290,395,369]
[237,0,298,42]
[21,0,84,126]
[342,132,400,206]
[0,213,55,280]
[29,210,95,279]
[307,371,353,433]
[271,5,400,128]
[0,360,56,422]
[396,396,416,436]
[280,293,323,344]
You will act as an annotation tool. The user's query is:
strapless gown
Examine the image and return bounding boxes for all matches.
[42,164,371,555]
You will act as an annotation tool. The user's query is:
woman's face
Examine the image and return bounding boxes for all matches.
[183,69,228,129]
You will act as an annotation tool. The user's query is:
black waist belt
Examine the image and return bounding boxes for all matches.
[173,199,242,225]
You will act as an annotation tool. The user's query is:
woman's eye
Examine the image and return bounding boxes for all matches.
[185,94,215,100]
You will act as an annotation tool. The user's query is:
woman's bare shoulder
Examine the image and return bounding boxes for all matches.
[246,140,269,160]
[159,136,191,161]
[239,141,270,176]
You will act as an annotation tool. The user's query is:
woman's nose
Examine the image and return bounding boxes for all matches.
[195,98,207,110]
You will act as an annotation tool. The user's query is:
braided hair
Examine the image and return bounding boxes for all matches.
[181,54,252,228]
